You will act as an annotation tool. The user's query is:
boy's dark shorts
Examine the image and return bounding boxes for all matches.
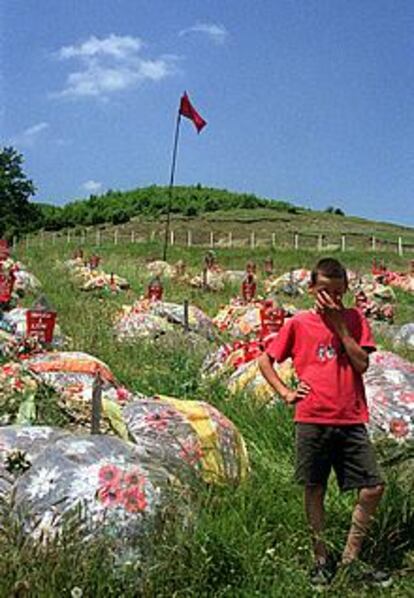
[295,423,384,491]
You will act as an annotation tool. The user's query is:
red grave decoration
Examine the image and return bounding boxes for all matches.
[0,239,10,261]
[0,271,14,303]
[26,310,57,344]
[241,275,256,303]
[260,300,285,338]
[147,277,163,302]
[89,255,101,269]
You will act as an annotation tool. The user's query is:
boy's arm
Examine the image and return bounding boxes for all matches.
[258,352,311,404]
[334,321,369,373]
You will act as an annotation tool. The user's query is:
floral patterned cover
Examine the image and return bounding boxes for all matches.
[0,353,250,484]
[65,258,129,292]
[0,426,184,559]
[264,269,310,296]
[0,258,41,297]
[213,301,262,337]
[114,309,174,341]
[114,299,215,341]
[123,396,249,486]
[227,359,297,405]
[0,353,132,436]
[13,268,41,295]
[202,339,297,404]
[202,339,265,378]
[365,351,414,441]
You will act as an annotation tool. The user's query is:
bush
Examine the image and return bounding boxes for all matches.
[110,210,130,225]
[184,204,199,217]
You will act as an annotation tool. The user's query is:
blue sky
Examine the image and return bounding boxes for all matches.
[2,0,413,225]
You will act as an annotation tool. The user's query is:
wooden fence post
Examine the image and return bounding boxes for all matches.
[294,232,299,250]
[187,230,192,247]
[341,234,346,252]
[228,232,233,248]
[317,234,323,251]
[130,230,135,243]
[96,229,100,246]
[150,230,156,242]
[371,236,376,251]
[67,230,71,244]
[114,229,118,245]
[210,231,214,248]
[272,233,276,248]
[250,232,255,249]
[170,230,175,246]
[398,237,403,256]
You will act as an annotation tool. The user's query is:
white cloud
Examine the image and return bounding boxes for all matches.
[53,34,176,99]
[81,180,103,194]
[179,22,228,45]
[58,34,143,60]
[10,122,49,147]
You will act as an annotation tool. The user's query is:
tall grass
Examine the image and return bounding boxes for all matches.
[1,241,412,596]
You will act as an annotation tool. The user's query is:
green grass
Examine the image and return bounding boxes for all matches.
[2,240,413,597]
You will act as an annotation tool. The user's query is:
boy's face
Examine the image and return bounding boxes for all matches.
[309,274,347,307]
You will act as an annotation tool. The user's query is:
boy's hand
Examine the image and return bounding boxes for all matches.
[283,381,311,404]
[315,290,348,338]
[315,290,343,313]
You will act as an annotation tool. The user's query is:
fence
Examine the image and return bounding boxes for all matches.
[18,227,414,256]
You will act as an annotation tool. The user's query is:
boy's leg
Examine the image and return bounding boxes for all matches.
[332,425,384,565]
[342,484,384,564]
[305,484,328,563]
[295,424,333,564]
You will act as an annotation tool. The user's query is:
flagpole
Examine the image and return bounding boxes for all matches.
[162,108,182,262]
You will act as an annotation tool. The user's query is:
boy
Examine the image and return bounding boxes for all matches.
[258,258,386,585]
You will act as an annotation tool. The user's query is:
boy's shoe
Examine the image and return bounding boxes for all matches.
[336,560,392,588]
[309,555,337,587]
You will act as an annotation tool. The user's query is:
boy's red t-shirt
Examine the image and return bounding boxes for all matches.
[265,308,376,425]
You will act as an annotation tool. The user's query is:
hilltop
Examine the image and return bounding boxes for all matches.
[34,185,414,252]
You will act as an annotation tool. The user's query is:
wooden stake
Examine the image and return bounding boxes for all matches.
[91,370,102,434]
[183,299,189,332]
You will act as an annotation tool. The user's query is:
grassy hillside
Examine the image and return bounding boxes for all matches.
[3,240,412,596]
[34,185,414,253]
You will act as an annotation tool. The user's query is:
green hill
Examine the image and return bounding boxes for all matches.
[33,185,414,254]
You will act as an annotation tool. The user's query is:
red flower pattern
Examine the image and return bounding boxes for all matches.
[98,464,122,488]
[97,464,148,513]
[179,439,204,466]
[389,418,409,438]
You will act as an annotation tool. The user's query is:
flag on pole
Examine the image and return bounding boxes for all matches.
[179,92,207,133]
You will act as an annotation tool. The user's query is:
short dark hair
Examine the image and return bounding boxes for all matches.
[310,257,348,286]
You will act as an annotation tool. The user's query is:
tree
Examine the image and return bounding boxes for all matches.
[0,147,41,237]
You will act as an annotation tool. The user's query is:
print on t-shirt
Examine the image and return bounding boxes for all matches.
[317,343,337,362]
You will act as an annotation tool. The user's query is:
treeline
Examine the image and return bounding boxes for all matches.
[36,185,299,231]
[0,147,43,238]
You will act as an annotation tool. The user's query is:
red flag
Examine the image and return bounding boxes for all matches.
[179,92,207,133]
